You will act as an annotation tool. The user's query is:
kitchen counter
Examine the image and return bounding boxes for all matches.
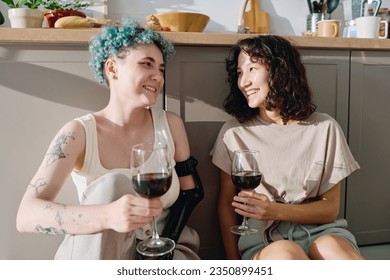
[1,27,390,50]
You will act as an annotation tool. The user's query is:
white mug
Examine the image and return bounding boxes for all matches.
[355,16,388,39]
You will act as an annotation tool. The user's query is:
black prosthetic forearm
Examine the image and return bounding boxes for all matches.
[161,156,204,243]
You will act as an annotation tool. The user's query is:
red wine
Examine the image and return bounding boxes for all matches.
[231,171,262,190]
[132,173,172,198]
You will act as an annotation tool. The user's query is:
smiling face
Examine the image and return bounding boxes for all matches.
[108,43,165,107]
[237,50,270,109]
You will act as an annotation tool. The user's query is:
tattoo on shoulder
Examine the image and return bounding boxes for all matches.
[34,225,67,235]
[29,178,48,196]
[46,131,75,167]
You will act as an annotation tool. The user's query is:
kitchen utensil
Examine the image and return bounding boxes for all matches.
[307,0,313,13]
[243,0,270,33]
[327,0,340,14]
[318,0,324,12]
[312,1,320,13]
[307,12,331,32]
[361,0,382,16]
[352,0,362,18]
[321,0,328,13]
[343,0,353,20]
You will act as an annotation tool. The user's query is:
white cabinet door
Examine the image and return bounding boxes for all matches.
[347,51,390,245]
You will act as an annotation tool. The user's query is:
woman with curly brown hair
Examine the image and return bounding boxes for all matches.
[211,35,364,260]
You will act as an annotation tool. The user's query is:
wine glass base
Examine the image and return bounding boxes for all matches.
[230,225,258,235]
[136,237,175,257]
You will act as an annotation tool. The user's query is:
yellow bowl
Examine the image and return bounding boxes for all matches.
[146,12,210,32]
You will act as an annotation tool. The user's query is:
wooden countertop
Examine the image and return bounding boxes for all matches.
[1,27,390,50]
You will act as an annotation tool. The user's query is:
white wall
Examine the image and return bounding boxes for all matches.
[1,0,390,35]
[105,0,390,35]
[106,0,329,35]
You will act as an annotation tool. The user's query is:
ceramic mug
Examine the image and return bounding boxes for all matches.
[355,16,388,39]
[317,20,341,37]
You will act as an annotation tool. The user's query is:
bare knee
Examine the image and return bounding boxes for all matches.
[254,240,309,260]
[309,234,364,260]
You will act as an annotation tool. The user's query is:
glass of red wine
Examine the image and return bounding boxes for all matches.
[230,150,262,235]
[131,142,175,257]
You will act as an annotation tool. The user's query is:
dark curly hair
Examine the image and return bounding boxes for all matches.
[224,35,316,124]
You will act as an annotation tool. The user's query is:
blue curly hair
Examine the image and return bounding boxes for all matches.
[89,18,175,84]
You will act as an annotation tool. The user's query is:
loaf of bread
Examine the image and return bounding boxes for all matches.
[54,16,113,28]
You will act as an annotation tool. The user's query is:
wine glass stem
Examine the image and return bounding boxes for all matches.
[241,203,249,229]
[241,216,249,228]
[151,216,160,240]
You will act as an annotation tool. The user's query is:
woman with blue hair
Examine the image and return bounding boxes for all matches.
[16,19,202,260]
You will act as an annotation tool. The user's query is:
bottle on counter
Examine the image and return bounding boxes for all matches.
[343,19,356,38]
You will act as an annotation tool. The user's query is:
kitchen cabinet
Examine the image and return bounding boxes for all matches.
[347,51,390,245]
[165,47,351,259]
[301,49,351,218]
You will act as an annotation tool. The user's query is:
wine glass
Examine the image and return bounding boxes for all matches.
[230,150,262,235]
[131,142,175,257]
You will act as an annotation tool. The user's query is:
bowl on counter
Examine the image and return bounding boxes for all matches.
[146,12,210,32]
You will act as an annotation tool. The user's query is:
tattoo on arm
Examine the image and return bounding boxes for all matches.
[55,210,63,226]
[37,203,68,235]
[34,225,67,235]
[45,131,75,167]
[29,178,48,196]
[39,204,87,235]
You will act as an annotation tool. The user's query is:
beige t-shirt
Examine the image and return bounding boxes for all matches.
[211,112,360,204]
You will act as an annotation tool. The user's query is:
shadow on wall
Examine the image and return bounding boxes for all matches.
[262,0,295,35]
[0,62,109,111]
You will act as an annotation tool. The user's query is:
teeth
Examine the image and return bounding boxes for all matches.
[247,89,258,96]
[143,85,156,92]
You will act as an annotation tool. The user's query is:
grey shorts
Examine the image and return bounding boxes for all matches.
[238,218,360,260]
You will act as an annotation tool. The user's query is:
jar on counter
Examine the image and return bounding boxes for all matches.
[343,20,356,38]
[306,13,331,32]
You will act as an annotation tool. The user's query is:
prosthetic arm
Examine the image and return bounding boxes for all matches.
[161,156,204,243]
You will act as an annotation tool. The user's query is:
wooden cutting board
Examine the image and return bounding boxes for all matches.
[244,0,270,34]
